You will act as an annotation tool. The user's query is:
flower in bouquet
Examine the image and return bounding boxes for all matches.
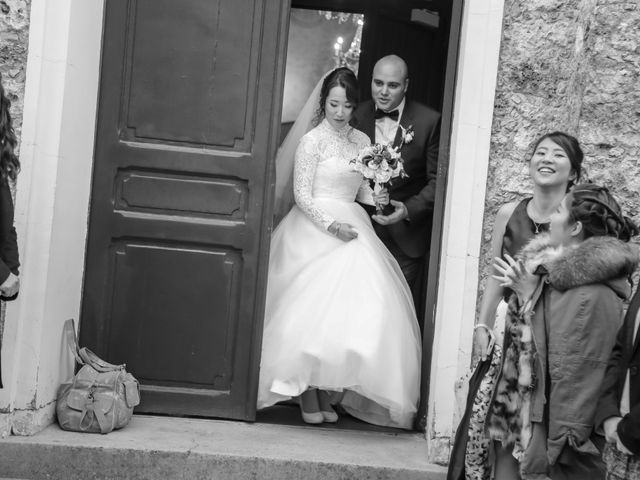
[350,143,408,214]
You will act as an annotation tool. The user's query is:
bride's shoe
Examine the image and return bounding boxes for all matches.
[301,409,324,424]
[320,407,338,423]
[317,390,339,423]
[299,390,323,424]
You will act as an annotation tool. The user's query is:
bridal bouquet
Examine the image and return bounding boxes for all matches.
[350,142,408,214]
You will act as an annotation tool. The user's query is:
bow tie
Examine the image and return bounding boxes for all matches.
[375,109,399,121]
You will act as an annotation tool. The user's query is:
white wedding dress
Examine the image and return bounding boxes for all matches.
[257,119,422,429]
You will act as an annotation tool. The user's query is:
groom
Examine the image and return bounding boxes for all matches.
[353,55,441,330]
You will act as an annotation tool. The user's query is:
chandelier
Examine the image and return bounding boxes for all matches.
[317,11,362,24]
[319,12,364,73]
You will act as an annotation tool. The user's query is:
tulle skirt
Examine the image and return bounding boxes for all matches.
[257,199,422,429]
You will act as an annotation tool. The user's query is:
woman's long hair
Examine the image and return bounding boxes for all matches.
[0,74,20,181]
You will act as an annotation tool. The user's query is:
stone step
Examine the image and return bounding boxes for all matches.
[0,415,448,480]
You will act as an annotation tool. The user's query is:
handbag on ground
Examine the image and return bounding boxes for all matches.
[56,319,140,434]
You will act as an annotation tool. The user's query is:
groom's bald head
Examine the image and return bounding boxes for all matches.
[371,55,409,112]
[373,55,409,82]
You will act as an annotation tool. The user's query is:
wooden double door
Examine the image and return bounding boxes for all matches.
[80,0,288,420]
[81,0,464,423]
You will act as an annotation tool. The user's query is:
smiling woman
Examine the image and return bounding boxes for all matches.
[475,131,583,358]
[528,132,583,193]
[449,131,585,479]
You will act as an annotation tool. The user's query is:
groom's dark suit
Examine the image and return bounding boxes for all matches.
[353,99,440,326]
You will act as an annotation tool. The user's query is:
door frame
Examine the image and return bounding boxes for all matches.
[423,0,507,461]
[417,0,465,432]
[4,0,507,449]
[246,1,292,413]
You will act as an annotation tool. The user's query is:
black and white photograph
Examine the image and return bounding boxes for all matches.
[0,1,639,479]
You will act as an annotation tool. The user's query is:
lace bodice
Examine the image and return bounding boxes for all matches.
[294,119,371,230]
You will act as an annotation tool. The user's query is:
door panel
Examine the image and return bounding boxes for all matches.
[124,1,255,147]
[107,241,242,388]
[80,0,289,420]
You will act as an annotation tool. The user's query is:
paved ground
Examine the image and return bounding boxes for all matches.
[0,414,448,479]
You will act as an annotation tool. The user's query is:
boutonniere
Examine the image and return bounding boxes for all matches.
[399,124,414,147]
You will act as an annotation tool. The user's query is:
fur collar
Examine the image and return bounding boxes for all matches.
[518,234,639,292]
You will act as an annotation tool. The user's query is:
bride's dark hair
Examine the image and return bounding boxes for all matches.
[314,67,359,126]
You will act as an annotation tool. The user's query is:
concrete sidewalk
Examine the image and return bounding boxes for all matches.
[0,415,448,479]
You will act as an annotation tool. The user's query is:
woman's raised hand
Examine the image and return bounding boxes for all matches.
[328,221,358,242]
[492,253,539,304]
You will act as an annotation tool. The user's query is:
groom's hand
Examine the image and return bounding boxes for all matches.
[372,200,408,225]
[371,188,389,207]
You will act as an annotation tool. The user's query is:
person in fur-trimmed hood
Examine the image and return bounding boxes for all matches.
[487,183,640,480]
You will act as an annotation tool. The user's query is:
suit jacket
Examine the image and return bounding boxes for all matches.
[596,285,640,456]
[352,99,440,258]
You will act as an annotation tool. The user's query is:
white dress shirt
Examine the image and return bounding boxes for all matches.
[620,308,640,415]
[374,98,405,146]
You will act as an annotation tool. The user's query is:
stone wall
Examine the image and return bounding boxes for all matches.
[0,1,31,149]
[0,1,30,415]
[479,0,640,300]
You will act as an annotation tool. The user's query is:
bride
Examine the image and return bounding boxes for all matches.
[257,67,422,429]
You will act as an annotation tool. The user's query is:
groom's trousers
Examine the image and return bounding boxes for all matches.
[384,236,427,334]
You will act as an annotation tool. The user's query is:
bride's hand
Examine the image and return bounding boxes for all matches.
[328,222,358,242]
[372,188,390,207]
[492,253,539,305]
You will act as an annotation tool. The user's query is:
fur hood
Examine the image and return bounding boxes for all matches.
[517,233,639,295]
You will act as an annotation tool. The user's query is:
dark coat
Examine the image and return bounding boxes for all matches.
[596,285,640,456]
[488,234,638,478]
[0,174,18,388]
[0,175,18,285]
[352,99,440,258]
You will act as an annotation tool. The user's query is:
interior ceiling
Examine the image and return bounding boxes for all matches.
[401,0,447,12]
[292,0,451,16]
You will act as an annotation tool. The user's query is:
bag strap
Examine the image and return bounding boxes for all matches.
[63,318,85,366]
[93,406,111,434]
[64,319,125,372]
[77,390,112,434]
[78,347,125,373]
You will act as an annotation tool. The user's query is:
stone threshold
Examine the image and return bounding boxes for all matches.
[0,414,448,479]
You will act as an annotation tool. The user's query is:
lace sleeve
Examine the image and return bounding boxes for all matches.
[293,135,335,230]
